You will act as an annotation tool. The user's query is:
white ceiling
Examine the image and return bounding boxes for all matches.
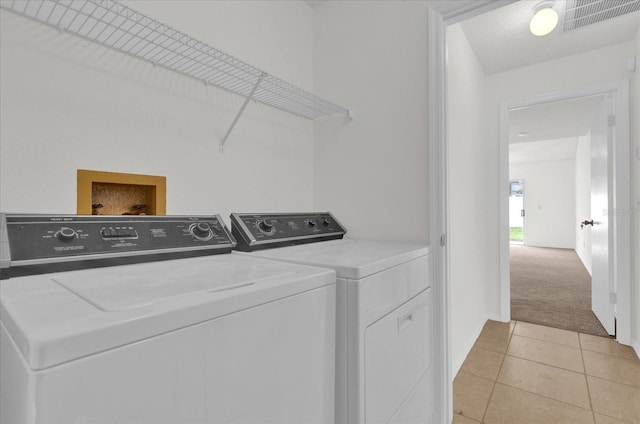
[458,0,638,162]
[509,95,605,144]
[510,137,579,163]
[460,0,640,75]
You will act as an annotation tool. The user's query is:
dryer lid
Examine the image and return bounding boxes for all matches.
[241,239,430,279]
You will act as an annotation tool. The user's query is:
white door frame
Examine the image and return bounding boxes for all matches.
[427,2,518,423]
[499,80,632,344]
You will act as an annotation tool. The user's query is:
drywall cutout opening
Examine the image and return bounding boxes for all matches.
[77,170,166,215]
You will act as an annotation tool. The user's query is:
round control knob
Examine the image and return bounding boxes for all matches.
[258,220,275,234]
[191,222,212,239]
[307,220,317,227]
[57,227,77,241]
[322,219,331,226]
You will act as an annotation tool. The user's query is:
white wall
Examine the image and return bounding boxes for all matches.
[509,160,576,249]
[575,133,592,273]
[0,1,315,221]
[312,0,429,243]
[447,23,493,373]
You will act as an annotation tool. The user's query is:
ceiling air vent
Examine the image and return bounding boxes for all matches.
[562,0,640,32]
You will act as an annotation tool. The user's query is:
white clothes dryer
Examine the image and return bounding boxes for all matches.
[231,212,434,424]
[0,214,336,424]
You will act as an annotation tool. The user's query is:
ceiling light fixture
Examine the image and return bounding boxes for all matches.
[530,0,558,37]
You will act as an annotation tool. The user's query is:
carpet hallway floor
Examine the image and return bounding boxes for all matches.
[510,245,608,337]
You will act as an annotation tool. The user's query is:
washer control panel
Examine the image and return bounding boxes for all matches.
[230,212,346,251]
[0,214,236,278]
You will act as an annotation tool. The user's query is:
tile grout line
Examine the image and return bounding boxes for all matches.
[585,375,638,424]
[588,373,640,390]
[503,351,584,375]
[510,330,640,376]
[511,330,582,349]
[579,337,640,390]
[581,345,640,369]
[498,322,600,417]
[514,323,639,362]
[493,379,597,414]
[577,332,640,363]
[478,321,516,423]
[568,331,594,422]
[493,354,596,413]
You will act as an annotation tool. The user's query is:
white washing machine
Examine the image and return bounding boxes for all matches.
[231,212,434,424]
[0,214,336,424]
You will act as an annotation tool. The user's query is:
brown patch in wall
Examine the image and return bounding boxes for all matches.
[92,183,154,215]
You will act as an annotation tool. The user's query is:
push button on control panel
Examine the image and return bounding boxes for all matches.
[101,227,138,239]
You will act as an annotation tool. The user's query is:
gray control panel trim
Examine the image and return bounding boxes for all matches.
[231,214,344,245]
[10,244,230,266]
[230,212,346,251]
[0,214,236,278]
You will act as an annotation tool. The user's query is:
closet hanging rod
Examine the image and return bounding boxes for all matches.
[0,0,351,123]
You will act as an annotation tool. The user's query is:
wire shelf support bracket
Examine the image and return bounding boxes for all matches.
[219,73,264,152]
[0,0,352,150]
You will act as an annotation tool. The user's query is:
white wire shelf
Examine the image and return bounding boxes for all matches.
[0,0,351,149]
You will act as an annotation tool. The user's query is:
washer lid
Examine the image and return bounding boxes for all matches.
[239,239,430,279]
[0,255,335,370]
[51,259,292,311]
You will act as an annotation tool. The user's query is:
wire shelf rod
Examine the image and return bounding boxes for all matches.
[0,0,351,146]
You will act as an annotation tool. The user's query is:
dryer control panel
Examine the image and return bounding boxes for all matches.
[231,212,346,251]
[0,214,236,279]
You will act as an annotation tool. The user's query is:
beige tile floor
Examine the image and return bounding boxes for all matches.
[453,320,640,424]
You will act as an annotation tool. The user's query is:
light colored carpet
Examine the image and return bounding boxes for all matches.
[510,245,609,337]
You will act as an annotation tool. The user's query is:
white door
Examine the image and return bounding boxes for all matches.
[590,97,615,335]
[509,180,524,243]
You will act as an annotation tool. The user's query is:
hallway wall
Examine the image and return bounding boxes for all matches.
[447,23,493,373]
[510,159,576,249]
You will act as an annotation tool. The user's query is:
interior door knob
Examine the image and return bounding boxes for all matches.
[580,220,594,229]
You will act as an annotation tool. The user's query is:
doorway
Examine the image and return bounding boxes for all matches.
[499,82,631,343]
[505,95,612,336]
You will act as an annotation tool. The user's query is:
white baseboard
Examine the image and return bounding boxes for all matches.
[486,313,504,323]
[632,339,640,360]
